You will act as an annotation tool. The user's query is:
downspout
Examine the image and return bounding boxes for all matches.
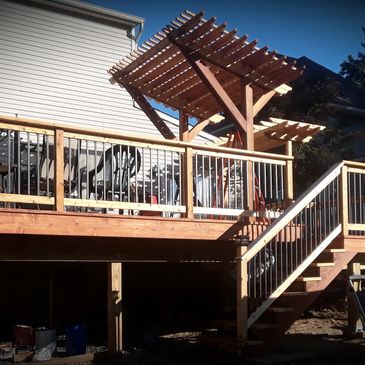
[131,21,144,51]
[135,21,144,45]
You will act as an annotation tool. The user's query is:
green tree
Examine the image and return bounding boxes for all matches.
[340,26,365,89]
[293,128,354,194]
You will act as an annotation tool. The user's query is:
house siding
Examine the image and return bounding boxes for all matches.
[0,0,161,136]
[0,0,218,145]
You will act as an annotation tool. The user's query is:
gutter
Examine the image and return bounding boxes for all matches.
[23,0,144,28]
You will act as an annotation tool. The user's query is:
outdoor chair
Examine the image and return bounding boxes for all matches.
[88,145,141,202]
[17,136,79,198]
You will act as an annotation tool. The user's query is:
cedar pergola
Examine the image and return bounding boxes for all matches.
[109,10,305,150]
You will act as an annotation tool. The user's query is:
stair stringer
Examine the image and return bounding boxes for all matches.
[271,250,357,335]
[247,225,342,328]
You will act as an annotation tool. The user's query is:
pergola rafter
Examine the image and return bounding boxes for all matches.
[109,9,305,146]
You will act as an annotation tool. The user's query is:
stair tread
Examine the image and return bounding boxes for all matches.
[324,248,346,253]
[282,291,310,297]
[267,307,294,313]
[296,276,322,282]
[310,262,335,267]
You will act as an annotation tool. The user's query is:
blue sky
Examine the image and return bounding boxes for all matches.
[87,0,365,73]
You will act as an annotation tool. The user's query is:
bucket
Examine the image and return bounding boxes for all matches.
[13,325,34,348]
[65,325,87,356]
[33,328,56,361]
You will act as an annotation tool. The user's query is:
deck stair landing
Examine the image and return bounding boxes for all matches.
[201,161,364,355]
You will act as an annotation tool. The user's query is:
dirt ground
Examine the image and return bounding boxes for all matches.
[96,299,365,365]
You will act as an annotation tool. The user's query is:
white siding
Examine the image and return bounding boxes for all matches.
[0,0,161,136]
[0,0,218,145]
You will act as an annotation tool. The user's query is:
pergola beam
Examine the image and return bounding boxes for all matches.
[122,83,176,140]
[253,90,276,117]
[187,119,210,142]
[110,10,305,139]
[182,53,247,134]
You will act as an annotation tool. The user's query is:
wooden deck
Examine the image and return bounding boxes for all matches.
[0,207,274,261]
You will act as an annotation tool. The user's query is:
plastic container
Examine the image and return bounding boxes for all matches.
[13,325,34,348]
[65,324,87,356]
[33,328,56,361]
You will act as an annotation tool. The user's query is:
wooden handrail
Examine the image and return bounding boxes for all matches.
[343,160,365,169]
[0,115,292,162]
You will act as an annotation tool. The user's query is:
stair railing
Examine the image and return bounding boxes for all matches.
[239,161,345,331]
[345,161,365,236]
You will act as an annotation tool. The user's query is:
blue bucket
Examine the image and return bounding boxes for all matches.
[65,324,87,356]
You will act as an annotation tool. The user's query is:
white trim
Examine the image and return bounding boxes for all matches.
[21,0,144,27]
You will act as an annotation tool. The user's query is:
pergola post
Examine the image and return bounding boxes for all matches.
[179,110,194,218]
[241,83,254,211]
[285,141,294,206]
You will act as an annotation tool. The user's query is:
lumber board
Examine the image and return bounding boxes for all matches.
[184,147,194,218]
[64,198,186,213]
[0,193,54,205]
[108,262,123,351]
[0,122,54,136]
[55,129,64,212]
[0,208,243,241]
[285,141,294,205]
[340,165,349,236]
[344,236,365,252]
[236,244,248,341]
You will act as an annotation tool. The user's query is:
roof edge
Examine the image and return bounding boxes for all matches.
[22,0,144,27]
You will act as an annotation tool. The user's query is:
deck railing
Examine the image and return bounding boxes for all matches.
[0,116,291,218]
[346,163,365,236]
[238,160,365,337]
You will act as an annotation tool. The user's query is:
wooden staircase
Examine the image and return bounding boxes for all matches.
[247,248,356,354]
[202,245,356,355]
[201,161,365,355]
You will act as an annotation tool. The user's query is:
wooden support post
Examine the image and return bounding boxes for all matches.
[55,129,64,212]
[242,83,254,151]
[241,83,254,210]
[184,147,194,219]
[236,240,248,342]
[49,265,54,327]
[340,165,349,236]
[179,110,189,142]
[107,262,123,352]
[179,111,194,218]
[347,261,363,333]
[285,141,294,207]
